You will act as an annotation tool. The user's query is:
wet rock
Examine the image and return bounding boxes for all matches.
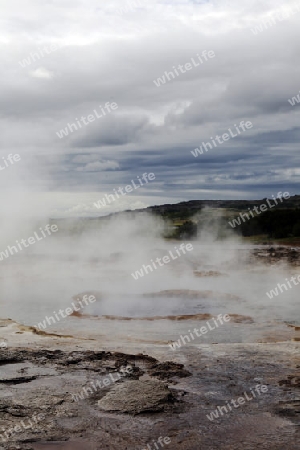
[101,313,213,321]
[275,400,300,417]
[228,314,254,324]
[144,289,241,301]
[253,246,300,266]
[0,375,36,384]
[279,375,300,388]
[194,270,228,278]
[148,362,191,380]
[98,379,174,414]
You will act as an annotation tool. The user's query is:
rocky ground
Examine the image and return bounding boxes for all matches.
[0,320,299,450]
[252,246,300,266]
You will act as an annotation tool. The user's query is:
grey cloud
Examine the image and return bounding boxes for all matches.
[0,0,299,216]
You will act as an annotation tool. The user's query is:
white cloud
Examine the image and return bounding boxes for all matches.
[30,67,54,79]
[76,160,120,172]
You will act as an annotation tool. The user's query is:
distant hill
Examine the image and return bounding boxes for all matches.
[123,195,300,242]
[53,195,300,243]
[139,195,300,218]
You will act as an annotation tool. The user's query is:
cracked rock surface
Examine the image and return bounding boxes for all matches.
[97,379,175,414]
[0,342,298,450]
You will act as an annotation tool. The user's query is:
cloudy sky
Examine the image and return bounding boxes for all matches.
[1,0,300,217]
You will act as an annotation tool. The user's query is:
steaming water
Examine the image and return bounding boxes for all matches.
[0,214,298,347]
